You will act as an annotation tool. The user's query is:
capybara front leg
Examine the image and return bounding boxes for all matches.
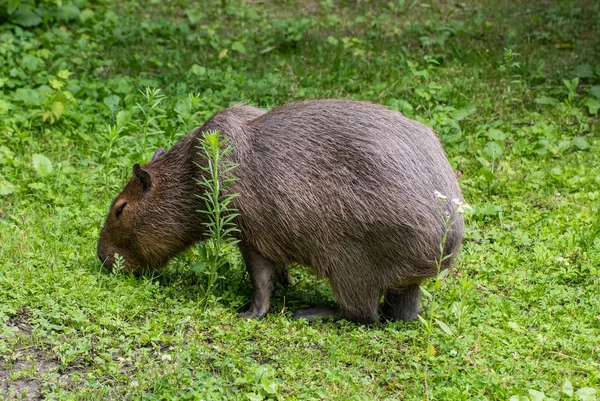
[238,243,276,319]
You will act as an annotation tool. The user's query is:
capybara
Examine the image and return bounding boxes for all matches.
[97,99,464,324]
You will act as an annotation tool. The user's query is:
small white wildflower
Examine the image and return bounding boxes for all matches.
[434,191,448,200]
[161,354,172,362]
[452,198,462,206]
[130,380,139,388]
[449,349,458,357]
[457,203,473,214]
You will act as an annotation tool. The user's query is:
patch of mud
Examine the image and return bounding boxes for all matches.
[6,308,33,336]
[0,309,66,400]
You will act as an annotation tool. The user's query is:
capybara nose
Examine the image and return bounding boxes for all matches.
[98,250,114,269]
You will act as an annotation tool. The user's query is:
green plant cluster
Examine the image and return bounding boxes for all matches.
[0,0,599,399]
[195,131,241,307]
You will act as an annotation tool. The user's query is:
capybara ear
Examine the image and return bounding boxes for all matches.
[152,148,166,160]
[133,163,152,192]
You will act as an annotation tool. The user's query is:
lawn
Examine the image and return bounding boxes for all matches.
[0,0,599,400]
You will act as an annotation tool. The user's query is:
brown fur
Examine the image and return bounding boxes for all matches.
[98,100,464,324]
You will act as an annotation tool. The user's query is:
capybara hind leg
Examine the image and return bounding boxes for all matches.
[238,243,276,319]
[381,283,421,321]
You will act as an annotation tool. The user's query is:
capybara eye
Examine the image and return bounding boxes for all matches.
[115,202,127,218]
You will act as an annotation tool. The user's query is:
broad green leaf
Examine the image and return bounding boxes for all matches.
[49,79,65,90]
[116,110,132,128]
[7,0,20,14]
[327,36,339,46]
[454,104,476,121]
[512,138,528,155]
[260,46,276,54]
[108,76,133,94]
[191,64,207,76]
[57,4,81,21]
[63,91,76,102]
[32,154,53,177]
[231,42,246,54]
[590,86,600,99]
[233,377,248,385]
[483,141,504,160]
[21,54,43,72]
[533,139,550,155]
[576,388,597,401]
[0,99,14,114]
[0,146,14,165]
[57,70,74,79]
[426,343,436,356]
[528,389,546,401]
[260,376,279,394]
[79,9,95,23]
[51,101,65,120]
[557,140,571,152]
[487,128,507,141]
[103,95,121,113]
[0,180,16,196]
[435,319,454,336]
[584,98,599,114]
[571,137,589,150]
[437,268,449,280]
[563,78,579,93]
[11,8,42,27]
[28,182,45,190]
[390,99,413,114]
[14,88,41,105]
[420,286,432,299]
[185,9,204,25]
[245,393,264,401]
[507,321,521,331]
[574,63,594,78]
[551,167,562,177]
[562,380,574,397]
[535,96,558,106]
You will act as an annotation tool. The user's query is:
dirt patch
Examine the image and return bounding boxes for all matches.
[0,346,60,400]
[1,309,63,400]
[6,308,33,337]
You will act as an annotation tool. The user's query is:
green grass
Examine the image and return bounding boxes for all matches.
[1,0,599,399]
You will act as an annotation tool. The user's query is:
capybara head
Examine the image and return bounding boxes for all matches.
[97,146,203,272]
[97,105,267,273]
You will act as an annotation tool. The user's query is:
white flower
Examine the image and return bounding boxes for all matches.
[449,349,458,357]
[161,354,172,362]
[434,191,448,200]
[457,203,473,214]
[130,380,139,388]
